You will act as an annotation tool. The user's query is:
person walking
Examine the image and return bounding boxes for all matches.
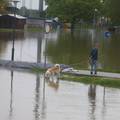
[89,44,99,75]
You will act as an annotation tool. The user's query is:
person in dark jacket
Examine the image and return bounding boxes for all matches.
[89,44,99,75]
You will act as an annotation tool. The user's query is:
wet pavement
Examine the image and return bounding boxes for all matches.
[0,59,120,79]
[1,69,120,120]
[62,68,120,79]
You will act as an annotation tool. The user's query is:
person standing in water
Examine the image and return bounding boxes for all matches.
[89,43,99,75]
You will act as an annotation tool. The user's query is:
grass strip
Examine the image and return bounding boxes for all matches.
[61,74,120,88]
[32,67,120,88]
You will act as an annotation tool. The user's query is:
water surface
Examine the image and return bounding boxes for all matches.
[0,69,120,120]
[0,29,120,71]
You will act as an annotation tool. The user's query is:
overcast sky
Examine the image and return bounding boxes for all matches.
[17,0,46,10]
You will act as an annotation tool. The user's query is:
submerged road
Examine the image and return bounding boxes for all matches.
[0,59,120,79]
[0,59,52,69]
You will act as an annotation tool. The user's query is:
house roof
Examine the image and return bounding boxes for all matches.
[8,14,26,19]
[0,14,26,19]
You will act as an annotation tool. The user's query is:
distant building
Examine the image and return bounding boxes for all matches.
[0,14,26,29]
[26,18,44,28]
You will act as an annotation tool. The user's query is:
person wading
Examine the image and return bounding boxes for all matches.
[89,43,99,75]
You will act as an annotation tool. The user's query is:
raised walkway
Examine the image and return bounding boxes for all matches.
[62,69,120,79]
[0,59,120,79]
[0,59,55,69]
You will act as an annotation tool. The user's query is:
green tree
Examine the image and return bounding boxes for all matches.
[0,0,8,14]
[19,6,29,17]
[46,0,103,24]
[104,0,120,25]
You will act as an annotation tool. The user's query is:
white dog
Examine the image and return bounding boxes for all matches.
[45,64,61,80]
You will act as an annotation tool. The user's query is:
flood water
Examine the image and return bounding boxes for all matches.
[0,28,120,120]
[1,69,120,120]
[0,28,120,71]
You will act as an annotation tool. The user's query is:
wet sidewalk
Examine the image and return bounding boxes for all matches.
[0,59,120,79]
[62,69,120,79]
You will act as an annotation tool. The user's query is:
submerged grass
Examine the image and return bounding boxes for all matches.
[27,27,43,32]
[32,67,120,88]
[61,73,120,89]
[31,67,47,73]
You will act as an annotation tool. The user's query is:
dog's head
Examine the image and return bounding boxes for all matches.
[54,64,60,68]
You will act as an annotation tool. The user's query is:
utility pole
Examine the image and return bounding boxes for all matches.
[39,0,43,12]
[11,0,20,61]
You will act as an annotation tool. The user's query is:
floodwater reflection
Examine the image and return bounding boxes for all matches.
[33,74,46,120]
[0,69,120,120]
[9,71,14,120]
[88,84,96,120]
[0,29,120,71]
[0,28,120,120]
[46,78,59,91]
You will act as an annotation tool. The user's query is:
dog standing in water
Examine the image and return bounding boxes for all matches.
[45,64,61,80]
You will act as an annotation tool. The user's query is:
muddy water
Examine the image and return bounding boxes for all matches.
[0,69,120,120]
[0,29,120,71]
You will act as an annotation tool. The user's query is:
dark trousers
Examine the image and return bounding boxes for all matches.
[90,60,97,74]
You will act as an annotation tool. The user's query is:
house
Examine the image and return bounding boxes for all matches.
[0,14,26,29]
